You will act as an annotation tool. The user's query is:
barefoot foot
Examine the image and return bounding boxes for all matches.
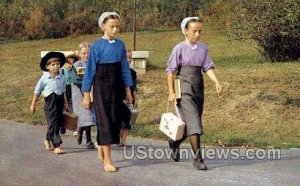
[54,147,65,154]
[103,163,117,172]
[43,140,52,151]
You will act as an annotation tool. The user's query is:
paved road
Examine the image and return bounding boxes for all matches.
[1,120,300,186]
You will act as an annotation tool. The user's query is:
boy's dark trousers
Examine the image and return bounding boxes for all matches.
[77,126,92,144]
[44,93,64,148]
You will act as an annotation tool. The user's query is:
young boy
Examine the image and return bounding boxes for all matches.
[62,53,79,110]
[30,51,68,154]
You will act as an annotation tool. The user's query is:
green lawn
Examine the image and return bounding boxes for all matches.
[0,28,299,148]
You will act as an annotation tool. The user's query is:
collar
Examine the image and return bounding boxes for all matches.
[45,72,62,79]
[102,36,116,43]
[191,44,197,50]
[184,41,198,50]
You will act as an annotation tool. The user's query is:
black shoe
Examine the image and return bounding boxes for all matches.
[86,142,95,149]
[60,127,66,135]
[193,159,207,170]
[77,135,82,145]
[168,140,180,162]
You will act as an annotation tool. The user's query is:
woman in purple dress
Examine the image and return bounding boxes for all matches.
[166,17,222,170]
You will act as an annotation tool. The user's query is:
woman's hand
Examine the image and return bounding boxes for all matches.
[206,69,222,97]
[168,92,177,105]
[215,82,222,96]
[82,93,91,109]
[167,72,177,105]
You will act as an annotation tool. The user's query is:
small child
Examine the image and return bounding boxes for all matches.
[30,51,68,154]
[72,42,95,149]
[119,49,138,146]
[60,53,79,135]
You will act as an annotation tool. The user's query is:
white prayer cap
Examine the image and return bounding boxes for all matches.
[180,17,200,35]
[98,12,120,27]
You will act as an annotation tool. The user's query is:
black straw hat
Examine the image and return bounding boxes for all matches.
[40,51,66,71]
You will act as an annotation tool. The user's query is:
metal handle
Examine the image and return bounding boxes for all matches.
[166,101,182,120]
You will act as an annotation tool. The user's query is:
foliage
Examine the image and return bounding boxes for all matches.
[202,0,239,28]
[0,0,205,40]
[231,0,300,62]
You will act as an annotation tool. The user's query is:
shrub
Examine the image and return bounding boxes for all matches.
[231,0,300,62]
[24,9,45,39]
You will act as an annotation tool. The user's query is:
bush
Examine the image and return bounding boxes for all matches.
[24,9,45,39]
[231,0,300,62]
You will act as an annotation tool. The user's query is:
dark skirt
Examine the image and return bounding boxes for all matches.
[44,93,64,148]
[93,62,124,145]
[176,66,204,136]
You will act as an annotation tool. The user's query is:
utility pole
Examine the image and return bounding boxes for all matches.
[133,0,136,51]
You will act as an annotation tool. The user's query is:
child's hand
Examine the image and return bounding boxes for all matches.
[30,104,36,113]
[64,103,69,111]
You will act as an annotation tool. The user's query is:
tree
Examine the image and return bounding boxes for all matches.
[231,0,300,62]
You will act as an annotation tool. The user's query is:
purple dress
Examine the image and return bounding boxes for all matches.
[166,42,214,136]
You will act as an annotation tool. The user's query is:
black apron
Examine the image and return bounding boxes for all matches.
[93,62,124,145]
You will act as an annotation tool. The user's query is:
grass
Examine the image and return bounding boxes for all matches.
[0,28,299,148]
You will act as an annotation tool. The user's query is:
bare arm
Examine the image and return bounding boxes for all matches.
[30,94,40,113]
[206,69,222,95]
[167,72,177,104]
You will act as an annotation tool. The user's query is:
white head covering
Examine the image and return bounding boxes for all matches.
[98,12,120,28]
[180,17,200,35]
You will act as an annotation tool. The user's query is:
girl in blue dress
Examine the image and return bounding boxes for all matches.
[81,12,133,172]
